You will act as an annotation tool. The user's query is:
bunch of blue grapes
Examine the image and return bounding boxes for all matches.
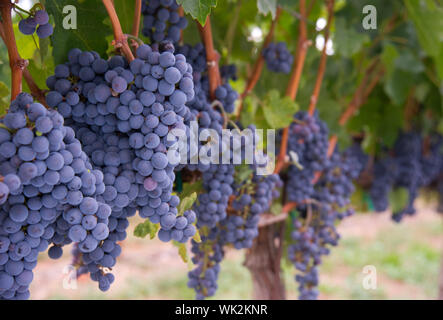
[45,44,198,288]
[220,64,238,82]
[262,42,293,74]
[369,132,443,222]
[18,9,53,39]
[286,111,329,204]
[142,0,188,44]
[221,169,282,249]
[187,227,224,300]
[0,93,111,299]
[288,146,361,300]
[176,44,207,74]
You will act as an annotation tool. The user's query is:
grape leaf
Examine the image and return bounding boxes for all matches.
[262,90,299,129]
[270,202,282,215]
[0,81,9,115]
[193,230,202,243]
[180,181,203,201]
[257,0,277,18]
[334,18,370,57]
[46,0,112,65]
[134,220,159,239]
[178,192,197,216]
[384,69,414,106]
[388,188,409,215]
[177,0,217,25]
[173,242,189,263]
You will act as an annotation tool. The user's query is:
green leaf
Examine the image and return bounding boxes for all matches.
[180,181,203,201]
[134,220,159,239]
[270,202,282,215]
[0,81,9,116]
[394,51,424,74]
[405,0,443,80]
[388,188,409,214]
[381,43,398,77]
[405,0,443,58]
[173,242,189,263]
[334,18,370,57]
[178,192,197,216]
[262,90,299,129]
[113,0,136,35]
[46,0,112,65]
[257,0,277,18]
[234,164,253,184]
[192,230,202,243]
[384,69,414,105]
[176,0,217,25]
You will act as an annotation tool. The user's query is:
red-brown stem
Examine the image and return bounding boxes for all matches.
[0,0,25,101]
[307,0,334,116]
[102,0,135,62]
[23,68,48,106]
[197,16,221,100]
[274,0,310,174]
[236,7,282,119]
[132,0,142,37]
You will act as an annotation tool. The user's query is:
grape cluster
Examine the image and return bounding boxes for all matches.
[221,170,282,249]
[263,42,293,74]
[142,0,188,44]
[18,9,53,39]
[286,111,329,204]
[369,132,443,222]
[45,43,197,289]
[288,146,360,300]
[0,93,110,299]
[220,64,238,82]
[188,227,224,300]
[176,44,207,74]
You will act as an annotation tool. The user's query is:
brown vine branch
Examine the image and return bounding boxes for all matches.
[274,0,310,174]
[131,0,142,38]
[236,7,282,119]
[307,0,334,116]
[102,0,135,62]
[0,0,25,101]
[197,16,221,100]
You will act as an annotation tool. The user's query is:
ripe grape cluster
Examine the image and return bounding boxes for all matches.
[0,93,111,299]
[286,111,329,204]
[221,168,282,249]
[288,146,362,300]
[18,9,53,39]
[369,132,443,222]
[142,0,188,44]
[43,43,198,291]
[263,42,293,74]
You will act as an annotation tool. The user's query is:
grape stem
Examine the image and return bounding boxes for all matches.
[132,0,142,38]
[0,0,26,101]
[0,10,47,106]
[274,0,310,174]
[235,7,282,120]
[197,16,221,100]
[307,0,334,116]
[102,0,135,62]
